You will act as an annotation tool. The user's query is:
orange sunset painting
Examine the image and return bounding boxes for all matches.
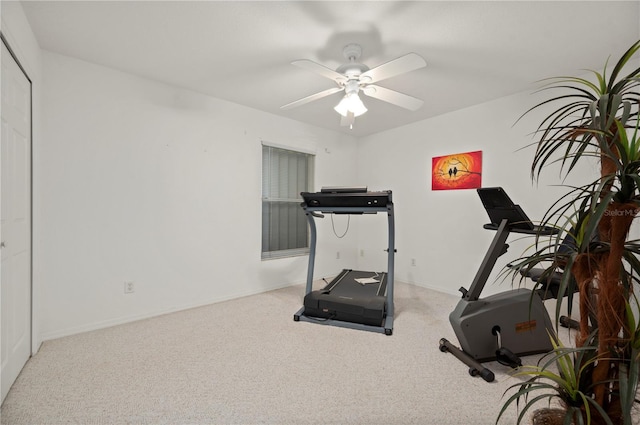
[432,150,482,190]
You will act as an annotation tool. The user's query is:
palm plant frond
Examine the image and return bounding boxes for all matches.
[499,39,640,425]
[525,40,640,184]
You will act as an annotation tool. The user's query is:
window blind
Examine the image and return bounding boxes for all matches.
[262,145,314,259]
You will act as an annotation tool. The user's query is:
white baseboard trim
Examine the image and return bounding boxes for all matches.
[39,281,298,342]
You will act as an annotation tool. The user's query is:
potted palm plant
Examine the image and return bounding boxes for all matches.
[497,332,603,425]
[498,40,640,424]
[498,293,640,425]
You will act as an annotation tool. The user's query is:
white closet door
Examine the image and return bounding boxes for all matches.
[1,40,32,404]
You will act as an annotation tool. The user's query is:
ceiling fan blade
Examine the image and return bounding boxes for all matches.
[280,87,343,110]
[362,85,424,111]
[360,53,426,84]
[340,111,355,128]
[292,59,347,83]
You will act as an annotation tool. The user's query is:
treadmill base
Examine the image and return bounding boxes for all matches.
[294,307,393,335]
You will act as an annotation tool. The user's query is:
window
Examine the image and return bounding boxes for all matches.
[262,144,314,259]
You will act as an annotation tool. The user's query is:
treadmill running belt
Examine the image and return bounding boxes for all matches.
[303,269,387,326]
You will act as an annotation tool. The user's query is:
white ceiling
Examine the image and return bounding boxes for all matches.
[20,1,640,137]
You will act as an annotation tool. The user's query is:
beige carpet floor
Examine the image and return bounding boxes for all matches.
[1,282,586,424]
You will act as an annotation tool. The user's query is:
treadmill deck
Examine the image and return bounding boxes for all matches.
[303,269,387,327]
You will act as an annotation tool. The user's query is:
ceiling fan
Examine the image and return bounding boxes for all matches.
[281,43,427,128]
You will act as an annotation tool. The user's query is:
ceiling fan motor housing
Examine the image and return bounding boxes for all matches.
[336,43,370,81]
[343,80,361,95]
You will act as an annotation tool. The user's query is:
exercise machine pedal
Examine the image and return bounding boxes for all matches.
[495,347,522,369]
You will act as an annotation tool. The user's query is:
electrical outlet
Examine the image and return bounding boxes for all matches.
[336,251,340,260]
[411,258,416,266]
[360,249,364,257]
[124,281,135,294]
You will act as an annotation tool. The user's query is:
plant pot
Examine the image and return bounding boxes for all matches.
[531,408,572,425]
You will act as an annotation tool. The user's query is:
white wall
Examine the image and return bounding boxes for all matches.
[6,0,638,343]
[355,88,598,298]
[38,51,360,340]
[33,50,636,341]
[1,0,43,353]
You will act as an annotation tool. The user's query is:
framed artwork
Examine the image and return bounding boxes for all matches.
[432,150,482,190]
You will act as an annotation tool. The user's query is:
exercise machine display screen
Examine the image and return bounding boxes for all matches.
[478,187,534,231]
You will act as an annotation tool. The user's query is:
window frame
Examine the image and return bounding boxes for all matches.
[261,143,315,260]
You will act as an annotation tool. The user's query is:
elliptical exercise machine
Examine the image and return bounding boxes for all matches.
[439,187,558,382]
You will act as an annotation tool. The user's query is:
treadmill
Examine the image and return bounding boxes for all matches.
[293,187,395,335]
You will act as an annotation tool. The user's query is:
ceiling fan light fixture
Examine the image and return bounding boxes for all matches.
[334,92,368,117]
[284,45,427,128]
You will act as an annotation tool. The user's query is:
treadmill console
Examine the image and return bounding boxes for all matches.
[301,190,392,209]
